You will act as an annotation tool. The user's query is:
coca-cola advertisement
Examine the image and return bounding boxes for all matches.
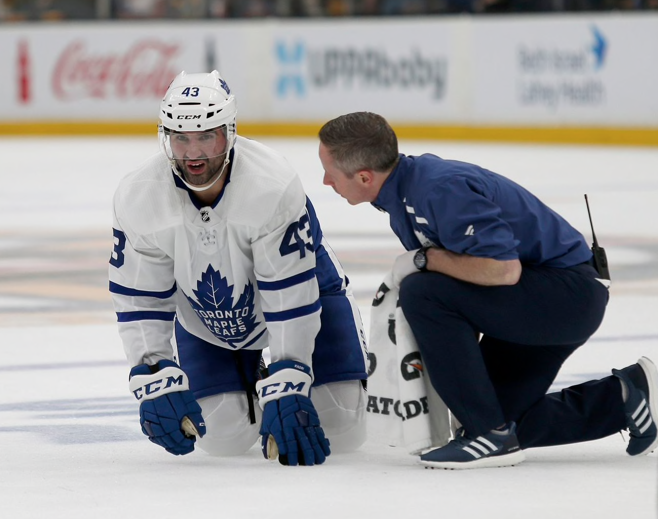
[52,40,181,101]
[1,24,244,122]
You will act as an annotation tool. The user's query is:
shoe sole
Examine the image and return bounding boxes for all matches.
[632,357,658,456]
[418,450,526,470]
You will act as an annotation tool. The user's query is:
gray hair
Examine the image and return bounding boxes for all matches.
[319,112,399,177]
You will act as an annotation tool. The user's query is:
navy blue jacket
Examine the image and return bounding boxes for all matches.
[372,154,592,268]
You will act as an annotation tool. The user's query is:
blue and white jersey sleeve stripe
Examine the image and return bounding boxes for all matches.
[251,204,321,369]
[108,215,178,368]
[257,269,321,322]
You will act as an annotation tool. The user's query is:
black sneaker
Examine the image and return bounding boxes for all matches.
[613,356,658,456]
[419,422,525,469]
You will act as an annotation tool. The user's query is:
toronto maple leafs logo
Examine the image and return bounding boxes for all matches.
[185,264,260,348]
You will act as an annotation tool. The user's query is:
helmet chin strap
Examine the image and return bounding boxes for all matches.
[173,154,230,193]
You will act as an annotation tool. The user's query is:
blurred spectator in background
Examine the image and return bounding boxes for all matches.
[207,0,228,16]
[2,0,62,19]
[2,0,97,20]
[115,0,165,18]
[1,0,15,20]
[357,0,379,14]
[325,0,352,15]
[277,0,322,16]
[231,0,274,16]
[167,0,206,17]
[1,0,655,21]
[381,0,427,14]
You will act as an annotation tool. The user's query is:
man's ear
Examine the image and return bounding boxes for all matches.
[357,170,373,185]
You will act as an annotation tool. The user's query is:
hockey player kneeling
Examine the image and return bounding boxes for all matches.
[111,70,367,465]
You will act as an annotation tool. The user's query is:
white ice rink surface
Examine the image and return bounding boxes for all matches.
[0,136,657,518]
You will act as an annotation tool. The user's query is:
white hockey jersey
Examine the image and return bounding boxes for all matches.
[110,136,339,372]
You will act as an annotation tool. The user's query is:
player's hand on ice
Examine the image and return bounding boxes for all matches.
[129,359,206,455]
[256,360,331,466]
[391,249,421,288]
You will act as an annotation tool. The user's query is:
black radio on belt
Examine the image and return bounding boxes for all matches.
[584,194,611,281]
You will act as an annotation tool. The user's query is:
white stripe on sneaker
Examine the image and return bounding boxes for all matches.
[465,437,499,457]
[639,418,652,435]
[631,398,654,434]
[469,442,490,456]
[463,446,482,459]
[632,399,647,420]
[477,437,498,451]
[637,411,652,434]
[627,357,658,456]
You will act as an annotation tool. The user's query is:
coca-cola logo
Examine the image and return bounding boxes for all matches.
[52,40,180,100]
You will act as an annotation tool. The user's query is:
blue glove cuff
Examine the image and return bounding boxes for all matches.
[256,361,313,410]
[268,360,312,377]
[129,359,190,402]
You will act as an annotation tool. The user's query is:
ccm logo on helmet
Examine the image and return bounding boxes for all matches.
[177,115,201,120]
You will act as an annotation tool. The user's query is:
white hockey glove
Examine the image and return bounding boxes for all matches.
[129,359,206,456]
[391,249,421,289]
[256,360,331,466]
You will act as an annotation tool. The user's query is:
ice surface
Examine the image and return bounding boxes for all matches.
[0,136,656,518]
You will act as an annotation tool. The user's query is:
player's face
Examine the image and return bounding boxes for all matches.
[319,142,372,205]
[170,128,229,187]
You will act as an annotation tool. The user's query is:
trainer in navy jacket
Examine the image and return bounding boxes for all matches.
[318,112,657,469]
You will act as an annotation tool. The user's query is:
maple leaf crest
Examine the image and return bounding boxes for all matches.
[185,264,260,348]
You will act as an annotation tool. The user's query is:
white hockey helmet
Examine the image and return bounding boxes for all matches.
[159,70,237,133]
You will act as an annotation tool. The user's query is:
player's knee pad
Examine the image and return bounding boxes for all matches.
[196,391,261,456]
[312,380,367,453]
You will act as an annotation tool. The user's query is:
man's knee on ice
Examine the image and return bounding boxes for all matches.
[196,392,261,456]
[312,380,367,453]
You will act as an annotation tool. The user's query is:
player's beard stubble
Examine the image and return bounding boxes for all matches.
[177,154,228,188]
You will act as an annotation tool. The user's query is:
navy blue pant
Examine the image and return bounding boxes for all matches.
[175,292,367,401]
[399,262,625,449]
